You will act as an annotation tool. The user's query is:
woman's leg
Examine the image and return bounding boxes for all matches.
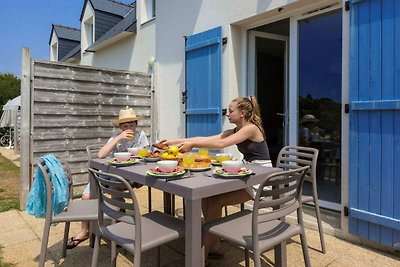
[202,189,251,258]
[67,192,90,248]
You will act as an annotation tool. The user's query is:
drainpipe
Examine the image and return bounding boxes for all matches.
[148,57,159,144]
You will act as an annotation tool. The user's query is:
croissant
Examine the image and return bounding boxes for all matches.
[152,143,169,150]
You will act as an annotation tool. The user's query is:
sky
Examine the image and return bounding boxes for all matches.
[0,0,133,78]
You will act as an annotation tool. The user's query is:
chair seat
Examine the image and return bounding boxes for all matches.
[204,210,302,252]
[52,199,99,223]
[100,211,184,253]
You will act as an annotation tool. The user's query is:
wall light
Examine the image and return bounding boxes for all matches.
[148,57,155,68]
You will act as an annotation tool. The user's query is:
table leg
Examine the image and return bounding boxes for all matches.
[163,192,172,215]
[185,198,202,267]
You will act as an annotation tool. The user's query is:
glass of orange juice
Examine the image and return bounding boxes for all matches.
[198,148,209,157]
[138,148,149,158]
[182,153,195,166]
[217,153,231,164]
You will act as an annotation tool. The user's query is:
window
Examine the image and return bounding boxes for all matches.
[141,0,155,24]
[50,43,58,61]
[83,16,94,50]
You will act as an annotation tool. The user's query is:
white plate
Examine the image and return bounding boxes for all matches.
[185,166,212,172]
[146,168,186,177]
[108,159,140,166]
[213,168,253,178]
[144,157,160,162]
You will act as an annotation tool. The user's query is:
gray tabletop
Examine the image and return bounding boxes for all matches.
[90,158,282,200]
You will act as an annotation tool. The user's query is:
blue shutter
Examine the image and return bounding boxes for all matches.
[349,0,400,248]
[185,27,222,138]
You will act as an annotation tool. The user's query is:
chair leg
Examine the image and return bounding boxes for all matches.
[91,234,101,267]
[244,248,250,267]
[312,193,326,253]
[39,219,51,267]
[224,205,228,216]
[300,231,311,267]
[148,186,152,212]
[61,222,71,258]
[111,241,117,267]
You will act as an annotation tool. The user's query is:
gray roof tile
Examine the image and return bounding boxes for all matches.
[80,0,134,21]
[51,24,80,42]
[86,7,136,51]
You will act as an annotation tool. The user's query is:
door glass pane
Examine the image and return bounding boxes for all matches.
[298,10,342,205]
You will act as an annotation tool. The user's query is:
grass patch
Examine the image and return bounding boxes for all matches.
[0,155,19,212]
[0,245,14,267]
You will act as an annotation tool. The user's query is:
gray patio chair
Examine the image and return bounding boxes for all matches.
[38,158,99,267]
[203,166,311,267]
[276,145,326,253]
[86,143,154,212]
[88,168,185,267]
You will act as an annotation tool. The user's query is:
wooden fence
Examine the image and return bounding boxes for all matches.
[19,48,153,209]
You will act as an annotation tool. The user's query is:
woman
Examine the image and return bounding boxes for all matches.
[67,108,149,249]
[161,96,271,261]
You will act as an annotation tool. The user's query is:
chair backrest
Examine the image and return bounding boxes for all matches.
[276,145,318,184]
[252,165,309,237]
[36,158,73,221]
[37,158,73,200]
[88,168,142,245]
[86,144,104,160]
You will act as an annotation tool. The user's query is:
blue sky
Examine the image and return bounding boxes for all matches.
[0,0,132,77]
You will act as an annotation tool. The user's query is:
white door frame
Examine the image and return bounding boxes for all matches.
[248,31,289,145]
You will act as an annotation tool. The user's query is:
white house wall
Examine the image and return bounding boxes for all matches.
[49,33,58,61]
[155,0,334,140]
[81,3,95,64]
[79,2,155,73]
[86,22,155,73]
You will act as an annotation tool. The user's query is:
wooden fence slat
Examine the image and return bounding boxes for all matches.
[24,59,153,202]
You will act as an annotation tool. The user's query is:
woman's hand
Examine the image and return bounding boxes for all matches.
[178,141,194,153]
[118,129,134,141]
[160,139,178,146]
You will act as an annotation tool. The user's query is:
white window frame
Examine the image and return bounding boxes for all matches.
[83,16,94,50]
[140,0,155,25]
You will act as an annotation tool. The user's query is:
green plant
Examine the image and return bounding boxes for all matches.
[0,245,14,267]
[0,155,19,212]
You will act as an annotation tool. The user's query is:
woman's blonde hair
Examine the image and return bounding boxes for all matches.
[232,96,265,137]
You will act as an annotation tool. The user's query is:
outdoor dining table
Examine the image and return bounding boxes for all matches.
[89,158,286,267]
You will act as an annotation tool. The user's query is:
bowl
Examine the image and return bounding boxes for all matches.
[114,152,131,162]
[222,160,243,174]
[127,147,139,156]
[157,160,178,173]
[216,153,233,163]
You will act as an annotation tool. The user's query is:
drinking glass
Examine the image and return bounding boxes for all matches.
[217,154,230,164]
[138,148,149,158]
[198,149,209,157]
[183,153,195,165]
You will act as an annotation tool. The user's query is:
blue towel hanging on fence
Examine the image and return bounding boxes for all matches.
[26,155,69,218]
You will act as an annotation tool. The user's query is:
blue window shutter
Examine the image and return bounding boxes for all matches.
[349,0,400,248]
[185,27,222,138]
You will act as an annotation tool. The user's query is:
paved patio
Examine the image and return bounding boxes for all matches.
[0,147,399,266]
[1,187,399,266]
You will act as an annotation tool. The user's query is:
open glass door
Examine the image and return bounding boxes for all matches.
[297,10,342,210]
[248,30,288,164]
